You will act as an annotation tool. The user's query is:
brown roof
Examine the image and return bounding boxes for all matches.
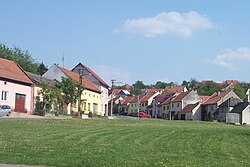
[181,102,199,112]
[120,96,135,105]
[141,88,161,94]
[171,92,190,103]
[58,66,101,93]
[140,94,155,102]
[199,95,210,103]
[202,92,228,105]
[0,58,33,84]
[72,63,109,88]
[164,86,186,94]
[162,96,172,105]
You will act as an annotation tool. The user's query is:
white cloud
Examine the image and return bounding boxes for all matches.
[210,48,250,70]
[117,11,213,38]
[92,65,132,85]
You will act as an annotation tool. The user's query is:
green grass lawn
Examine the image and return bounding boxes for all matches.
[0,118,249,167]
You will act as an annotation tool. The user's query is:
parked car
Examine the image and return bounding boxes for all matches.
[0,105,12,116]
[118,111,128,116]
[138,112,151,118]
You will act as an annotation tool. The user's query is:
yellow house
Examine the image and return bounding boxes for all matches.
[42,64,101,115]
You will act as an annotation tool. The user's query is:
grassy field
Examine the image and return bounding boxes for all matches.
[0,118,249,167]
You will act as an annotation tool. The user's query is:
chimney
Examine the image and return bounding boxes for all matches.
[246,89,250,103]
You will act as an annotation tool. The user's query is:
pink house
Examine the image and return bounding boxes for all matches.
[0,58,34,114]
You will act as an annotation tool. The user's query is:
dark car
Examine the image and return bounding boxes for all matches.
[118,111,128,116]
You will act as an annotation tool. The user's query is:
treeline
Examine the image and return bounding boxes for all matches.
[0,43,47,75]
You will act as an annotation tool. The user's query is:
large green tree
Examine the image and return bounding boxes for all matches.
[56,77,79,109]
[0,43,42,74]
[233,84,247,101]
[197,81,222,96]
[131,80,146,95]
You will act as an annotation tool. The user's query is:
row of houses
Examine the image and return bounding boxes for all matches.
[110,86,250,124]
[0,58,109,116]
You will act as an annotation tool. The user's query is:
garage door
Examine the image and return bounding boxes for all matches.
[15,93,26,113]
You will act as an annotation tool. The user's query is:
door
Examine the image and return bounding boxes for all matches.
[15,93,26,113]
[181,114,186,120]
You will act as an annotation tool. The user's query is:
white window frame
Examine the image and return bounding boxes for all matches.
[1,91,8,101]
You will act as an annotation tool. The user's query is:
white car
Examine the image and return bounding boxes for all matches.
[0,105,12,116]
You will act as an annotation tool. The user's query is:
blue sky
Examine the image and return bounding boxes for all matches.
[1,0,250,85]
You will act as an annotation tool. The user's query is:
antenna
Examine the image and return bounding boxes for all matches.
[62,52,65,68]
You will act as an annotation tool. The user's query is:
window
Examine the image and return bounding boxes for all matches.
[88,103,91,111]
[177,103,180,108]
[84,102,86,111]
[93,95,95,98]
[163,106,166,111]
[172,104,174,108]
[1,91,8,101]
[210,105,214,111]
[4,82,7,85]
[167,106,169,110]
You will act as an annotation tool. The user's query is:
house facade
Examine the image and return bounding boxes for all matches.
[43,64,101,115]
[201,91,242,121]
[170,90,201,120]
[0,58,33,114]
[72,63,109,116]
[26,71,57,112]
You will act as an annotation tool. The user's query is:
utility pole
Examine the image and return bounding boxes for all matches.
[110,79,116,117]
[137,95,140,120]
[78,69,84,118]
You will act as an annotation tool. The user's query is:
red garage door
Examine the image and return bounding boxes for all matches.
[15,93,26,113]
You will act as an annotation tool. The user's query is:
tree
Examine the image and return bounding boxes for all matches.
[0,43,40,74]
[131,80,146,95]
[38,85,62,114]
[56,77,79,114]
[154,81,170,89]
[234,84,247,101]
[197,81,222,96]
[38,62,48,75]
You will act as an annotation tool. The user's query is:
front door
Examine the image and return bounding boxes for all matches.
[181,114,185,120]
[15,93,26,113]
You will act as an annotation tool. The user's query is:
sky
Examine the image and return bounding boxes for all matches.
[1,0,250,86]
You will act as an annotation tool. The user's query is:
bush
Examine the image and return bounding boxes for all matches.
[88,112,93,118]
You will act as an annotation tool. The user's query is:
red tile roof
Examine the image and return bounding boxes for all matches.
[199,95,210,103]
[120,96,135,105]
[73,63,109,88]
[181,102,199,112]
[202,92,228,105]
[140,94,155,102]
[0,58,33,84]
[162,96,172,105]
[164,86,186,94]
[171,92,190,103]
[141,88,161,94]
[58,66,101,93]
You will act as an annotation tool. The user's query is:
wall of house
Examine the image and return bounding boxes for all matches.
[43,65,68,82]
[129,102,138,113]
[242,106,250,124]
[78,89,101,115]
[162,104,170,119]
[183,91,200,108]
[192,105,201,121]
[100,86,109,116]
[0,79,32,114]
[206,104,217,115]
[72,65,109,117]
